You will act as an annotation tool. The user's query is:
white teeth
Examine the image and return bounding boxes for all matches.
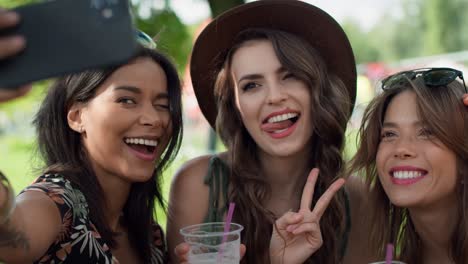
[267,113,298,123]
[393,171,423,179]
[124,138,158,147]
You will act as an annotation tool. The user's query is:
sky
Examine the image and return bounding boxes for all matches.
[168,0,402,31]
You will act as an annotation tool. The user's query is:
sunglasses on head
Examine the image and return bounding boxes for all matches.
[136,30,157,49]
[381,67,467,93]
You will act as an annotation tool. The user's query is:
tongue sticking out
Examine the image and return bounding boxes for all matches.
[261,120,294,133]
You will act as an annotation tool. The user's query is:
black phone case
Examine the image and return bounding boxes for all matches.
[0,0,137,88]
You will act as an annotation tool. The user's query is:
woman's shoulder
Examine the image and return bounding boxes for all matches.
[21,173,85,206]
[176,154,213,174]
[172,152,228,186]
[21,172,89,224]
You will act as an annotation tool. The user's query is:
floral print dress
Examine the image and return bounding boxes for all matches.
[20,173,166,264]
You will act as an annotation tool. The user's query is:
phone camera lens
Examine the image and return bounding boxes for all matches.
[101,8,113,18]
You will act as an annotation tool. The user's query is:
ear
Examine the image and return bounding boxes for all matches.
[67,103,85,133]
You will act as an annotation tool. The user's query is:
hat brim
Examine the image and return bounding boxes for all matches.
[190,0,357,128]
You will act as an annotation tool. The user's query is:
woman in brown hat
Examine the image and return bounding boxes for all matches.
[168,1,363,263]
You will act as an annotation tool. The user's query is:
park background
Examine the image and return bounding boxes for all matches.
[1,0,468,230]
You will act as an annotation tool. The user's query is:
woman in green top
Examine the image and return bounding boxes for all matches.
[168,1,361,263]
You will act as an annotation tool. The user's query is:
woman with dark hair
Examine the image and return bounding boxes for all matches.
[168,1,356,263]
[0,35,183,263]
[348,67,468,264]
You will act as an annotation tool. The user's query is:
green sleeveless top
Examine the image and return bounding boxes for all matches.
[203,155,351,259]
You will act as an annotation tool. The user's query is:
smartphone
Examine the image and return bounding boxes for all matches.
[0,0,138,88]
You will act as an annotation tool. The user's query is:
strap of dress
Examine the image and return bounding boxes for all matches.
[203,155,230,222]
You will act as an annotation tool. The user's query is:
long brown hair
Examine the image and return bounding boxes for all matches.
[348,76,468,263]
[33,47,183,262]
[214,28,352,264]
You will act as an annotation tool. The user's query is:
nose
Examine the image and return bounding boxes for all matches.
[266,82,288,105]
[393,137,417,159]
[139,104,163,127]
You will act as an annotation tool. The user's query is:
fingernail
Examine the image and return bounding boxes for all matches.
[4,12,19,23]
[286,226,295,232]
[10,36,25,47]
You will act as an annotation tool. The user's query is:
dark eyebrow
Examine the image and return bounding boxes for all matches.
[114,86,169,100]
[382,122,398,128]
[113,86,142,94]
[382,121,424,128]
[155,93,169,100]
[237,66,288,83]
[276,66,288,74]
[238,73,263,83]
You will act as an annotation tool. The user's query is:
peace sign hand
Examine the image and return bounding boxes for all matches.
[269,168,346,264]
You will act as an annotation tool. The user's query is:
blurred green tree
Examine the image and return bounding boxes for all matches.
[423,0,466,54]
[0,0,38,8]
[133,4,192,74]
[207,0,244,16]
[342,20,380,64]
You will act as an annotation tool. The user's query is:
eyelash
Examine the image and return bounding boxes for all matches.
[155,104,170,110]
[418,128,433,138]
[283,73,295,80]
[242,82,259,91]
[380,128,434,141]
[117,97,169,110]
[381,130,396,139]
[117,97,136,105]
[241,73,296,91]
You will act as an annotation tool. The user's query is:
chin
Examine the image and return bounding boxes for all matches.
[125,169,155,183]
[387,195,420,209]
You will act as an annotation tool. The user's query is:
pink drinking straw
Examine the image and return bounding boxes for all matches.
[217,202,236,263]
[385,243,394,264]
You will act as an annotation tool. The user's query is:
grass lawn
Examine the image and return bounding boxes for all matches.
[0,136,38,191]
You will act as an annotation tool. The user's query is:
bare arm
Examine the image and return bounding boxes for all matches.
[167,155,213,263]
[0,183,62,262]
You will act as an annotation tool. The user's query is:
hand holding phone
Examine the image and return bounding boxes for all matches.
[0,9,31,101]
[0,0,137,90]
[0,10,25,59]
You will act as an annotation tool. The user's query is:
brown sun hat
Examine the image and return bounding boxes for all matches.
[190,0,357,128]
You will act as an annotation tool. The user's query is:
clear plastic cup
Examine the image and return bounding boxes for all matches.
[180,222,243,264]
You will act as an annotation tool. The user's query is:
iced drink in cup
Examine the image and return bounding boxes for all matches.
[180,222,243,264]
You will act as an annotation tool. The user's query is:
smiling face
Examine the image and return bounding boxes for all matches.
[69,57,172,184]
[230,40,313,158]
[376,90,458,209]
